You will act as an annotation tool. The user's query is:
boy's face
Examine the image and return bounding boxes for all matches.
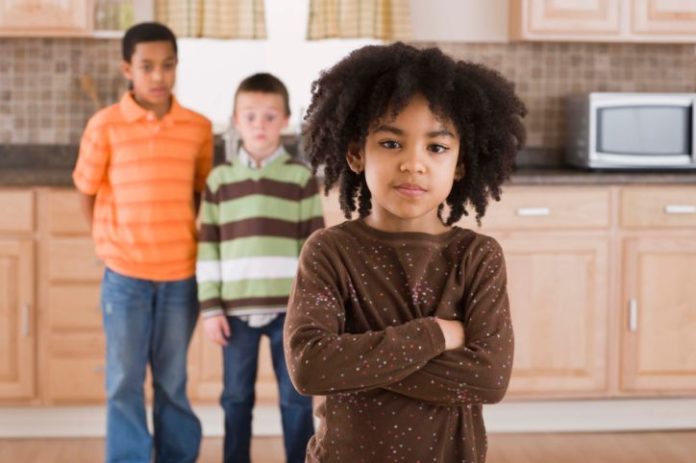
[233,92,289,161]
[347,94,461,234]
[121,41,177,110]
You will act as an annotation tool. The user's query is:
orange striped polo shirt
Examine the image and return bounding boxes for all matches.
[73,92,213,281]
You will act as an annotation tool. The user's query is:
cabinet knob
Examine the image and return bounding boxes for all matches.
[664,204,696,215]
[21,303,30,337]
[628,299,638,332]
[516,207,550,217]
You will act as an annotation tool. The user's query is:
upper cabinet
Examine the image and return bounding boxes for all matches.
[0,0,153,37]
[510,0,696,42]
[0,0,93,36]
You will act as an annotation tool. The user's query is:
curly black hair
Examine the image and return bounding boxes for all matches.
[303,42,527,225]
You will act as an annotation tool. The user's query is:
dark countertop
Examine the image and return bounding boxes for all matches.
[1,144,695,187]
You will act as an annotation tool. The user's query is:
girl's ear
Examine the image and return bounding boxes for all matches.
[454,163,466,181]
[346,144,364,174]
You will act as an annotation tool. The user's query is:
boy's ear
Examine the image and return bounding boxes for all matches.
[346,144,364,174]
[120,61,132,82]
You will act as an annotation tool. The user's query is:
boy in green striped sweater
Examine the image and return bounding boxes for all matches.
[197,73,323,463]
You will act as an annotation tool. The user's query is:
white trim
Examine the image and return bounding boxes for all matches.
[197,257,299,283]
[1,399,695,438]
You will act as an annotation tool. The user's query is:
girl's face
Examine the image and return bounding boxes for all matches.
[347,94,462,234]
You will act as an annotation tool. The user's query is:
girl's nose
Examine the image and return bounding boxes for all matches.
[398,149,426,174]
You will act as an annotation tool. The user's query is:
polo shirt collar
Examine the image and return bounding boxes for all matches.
[119,92,189,123]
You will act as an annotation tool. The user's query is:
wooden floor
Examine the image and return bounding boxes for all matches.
[1,432,695,462]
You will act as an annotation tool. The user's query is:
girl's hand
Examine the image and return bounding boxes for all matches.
[435,318,465,351]
[203,314,231,346]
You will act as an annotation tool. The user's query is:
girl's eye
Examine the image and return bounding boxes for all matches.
[265,114,277,123]
[428,144,448,154]
[142,65,152,72]
[380,140,401,149]
[245,114,255,123]
[163,62,175,71]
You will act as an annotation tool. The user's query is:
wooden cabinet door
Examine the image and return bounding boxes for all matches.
[0,0,92,35]
[0,239,34,399]
[510,0,623,40]
[500,234,610,397]
[632,0,696,36]
[621,237,696,393]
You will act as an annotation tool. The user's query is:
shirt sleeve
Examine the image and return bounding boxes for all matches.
[382,238,514,405]
[194,125,214,193]
[284,230,447,396]
[72,116,110,195]
[298,175,325,250]
[196,171,223,318]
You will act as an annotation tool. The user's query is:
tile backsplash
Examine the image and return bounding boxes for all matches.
[0,38,123,144]
[433,42,696,150]
[2,38,696,161]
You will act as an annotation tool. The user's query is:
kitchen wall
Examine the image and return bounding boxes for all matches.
[2,0,696,162]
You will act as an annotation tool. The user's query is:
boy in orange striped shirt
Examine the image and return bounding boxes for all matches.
[72,22,212,463]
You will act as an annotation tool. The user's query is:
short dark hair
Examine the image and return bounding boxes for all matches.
[234,73,291,116]
[303,42,527,225]
[122,22,177,62]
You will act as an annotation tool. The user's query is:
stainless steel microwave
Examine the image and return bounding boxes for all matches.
[566,92,696,169]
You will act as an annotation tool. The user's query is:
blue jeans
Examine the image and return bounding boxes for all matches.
[222,314,314,463]
[101,267,201,463]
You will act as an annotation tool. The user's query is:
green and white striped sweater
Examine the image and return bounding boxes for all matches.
[196,152,324,318]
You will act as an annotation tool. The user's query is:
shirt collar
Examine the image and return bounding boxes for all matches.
[237,144,287,169]
[119,91,189,123]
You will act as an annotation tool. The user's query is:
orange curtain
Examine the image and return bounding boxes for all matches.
[307,0,411,40]
[155,0,267,39]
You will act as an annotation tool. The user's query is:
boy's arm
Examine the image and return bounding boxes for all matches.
[381,240,514,406]
[196,175,224,318]
[72,115,109,229]
[77,193,96,231]
[284,231,448,397]
[297,176,325,249]
[193,127,214,215]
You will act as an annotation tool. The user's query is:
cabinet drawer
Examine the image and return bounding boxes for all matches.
[48,238,103,282]
[621,186,696,228]
[45,334,106,403]
[469,187,610,230]
[0,190,33,232]
[47,284,102,331]
[45,190,90,235]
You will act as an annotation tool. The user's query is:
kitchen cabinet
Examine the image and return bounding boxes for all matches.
[620,186,696,394]
[510,0,696,42]
[0,0,93,36]
[0,190,35,401]
[1,184,695,405]
[37,189,106,403]
[469,187,611,397]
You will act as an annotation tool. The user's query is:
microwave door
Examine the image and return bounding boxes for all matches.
[590,95,695,168]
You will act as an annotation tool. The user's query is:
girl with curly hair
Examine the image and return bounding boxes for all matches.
[283,42,526,463]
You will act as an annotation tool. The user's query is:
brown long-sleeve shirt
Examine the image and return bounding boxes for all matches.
[284,219,514,463]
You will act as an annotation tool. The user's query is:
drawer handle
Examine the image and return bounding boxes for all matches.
[21,303,30,337]
[628,298,638,332]
[664,204,696,214]
[516,207,550,217]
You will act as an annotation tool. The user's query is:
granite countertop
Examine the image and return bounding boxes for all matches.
[1,144,695,187]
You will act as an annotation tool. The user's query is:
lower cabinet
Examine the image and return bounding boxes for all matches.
[500,235,609,397]
[621,237,696,393]
[1,185,695,405]
[0,238,35,400]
